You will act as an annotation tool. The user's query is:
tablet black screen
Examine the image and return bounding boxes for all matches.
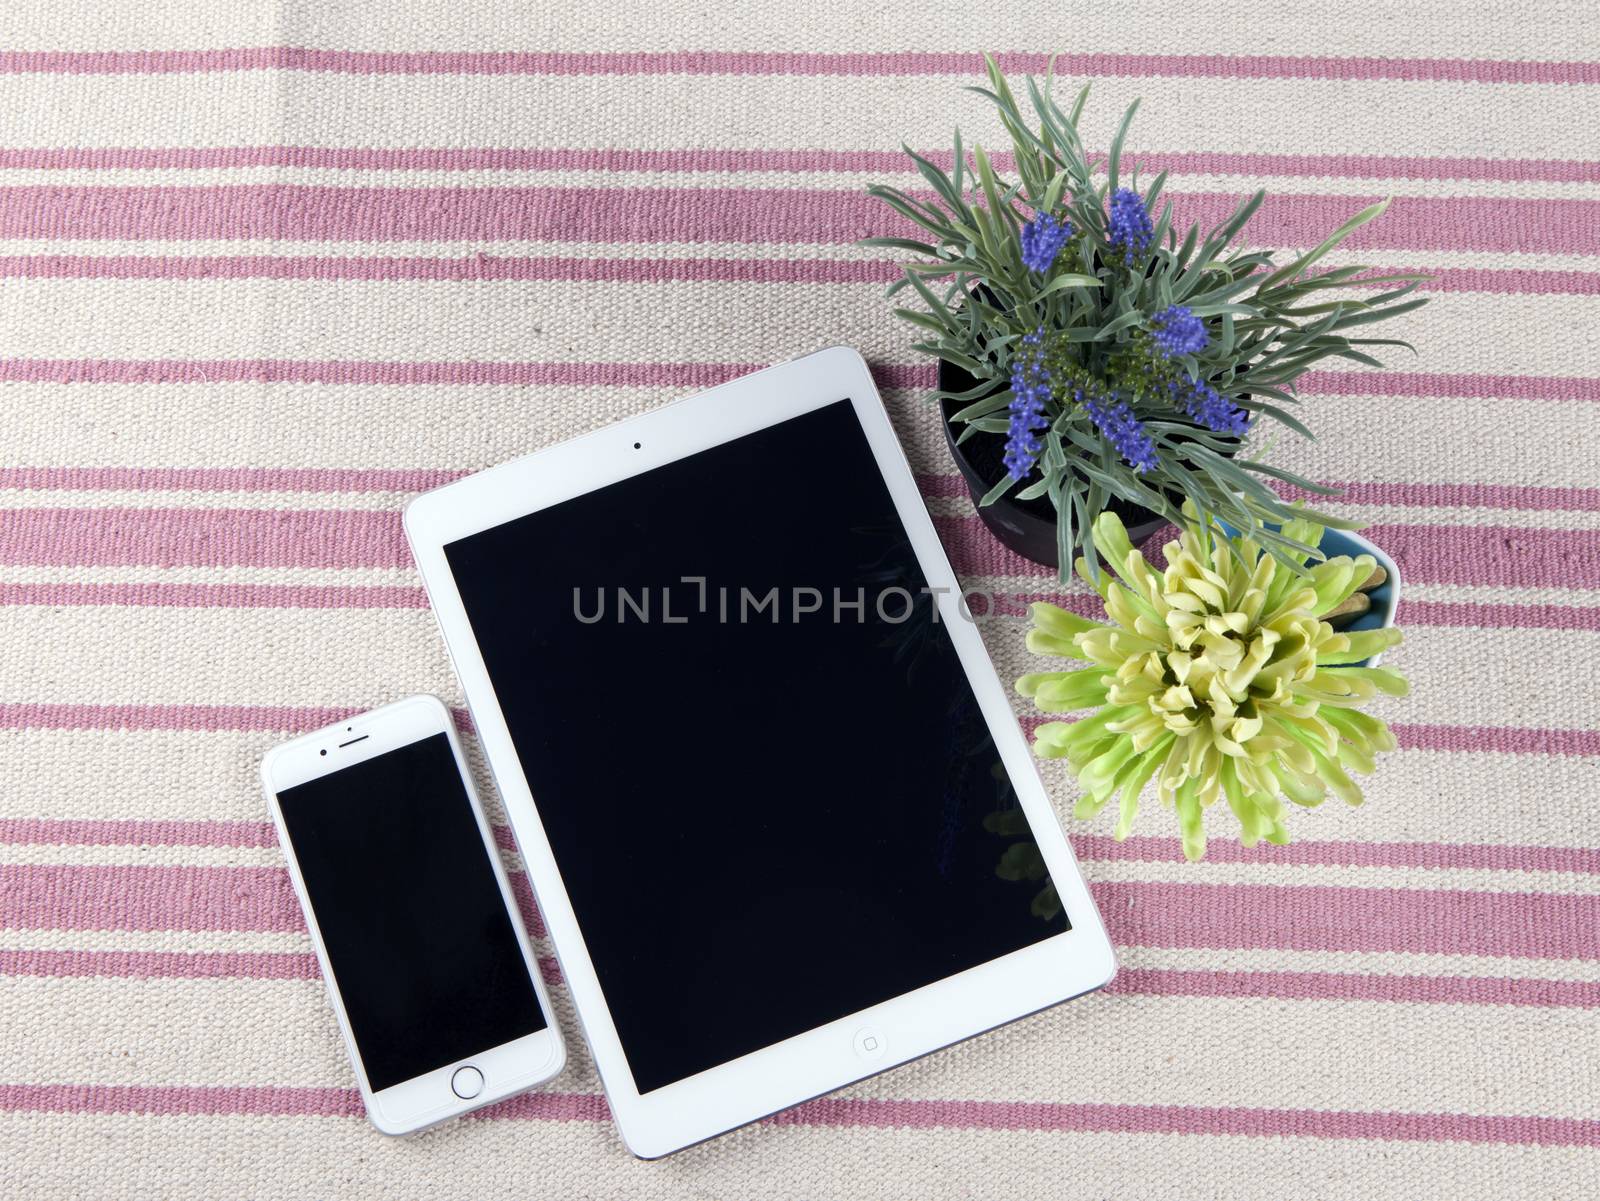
[444,399,1068,1094]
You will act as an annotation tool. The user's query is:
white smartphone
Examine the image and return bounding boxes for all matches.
[260,694,565,1135]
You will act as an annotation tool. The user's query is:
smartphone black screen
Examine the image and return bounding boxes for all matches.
[276,733,546,1092]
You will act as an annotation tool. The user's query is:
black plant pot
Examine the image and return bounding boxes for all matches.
[938,356,1171,571]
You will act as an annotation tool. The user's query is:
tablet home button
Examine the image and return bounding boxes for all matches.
[450,1066,484,1099]
[852,1027,887,1061]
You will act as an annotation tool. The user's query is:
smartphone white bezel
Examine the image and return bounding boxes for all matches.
[260,693,565,1136]
[404,347,1116,1157]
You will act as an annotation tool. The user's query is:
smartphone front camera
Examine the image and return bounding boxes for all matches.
[319,749,327,756]
[633,442,642,450]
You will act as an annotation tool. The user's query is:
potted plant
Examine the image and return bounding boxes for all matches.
[1018,509,1408,859]
[863,56,1428,579]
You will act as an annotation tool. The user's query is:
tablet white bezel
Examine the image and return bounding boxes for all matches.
[405,347,1116,1157]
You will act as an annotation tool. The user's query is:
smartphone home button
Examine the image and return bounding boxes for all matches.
[450,1066,484,1099]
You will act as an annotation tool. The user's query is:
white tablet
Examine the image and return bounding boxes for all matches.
[405,347,1116,1158]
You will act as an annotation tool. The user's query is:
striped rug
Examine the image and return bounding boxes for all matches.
[2,3,1597,1197]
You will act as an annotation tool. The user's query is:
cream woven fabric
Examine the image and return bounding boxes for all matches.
[2,2,1598,1197]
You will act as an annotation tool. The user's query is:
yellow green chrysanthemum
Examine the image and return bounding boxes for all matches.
[1018,510,1408,861]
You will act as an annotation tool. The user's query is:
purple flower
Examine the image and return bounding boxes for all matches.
[1107,187,1154,266]
[1081,387,1159,473]
[1004,329,1052,479]
[1020,212,1073,273]
[1152,305,1207,357]
[1182,379,1251,436]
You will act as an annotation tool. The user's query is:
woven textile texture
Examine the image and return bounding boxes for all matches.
[2,2,1598,1197]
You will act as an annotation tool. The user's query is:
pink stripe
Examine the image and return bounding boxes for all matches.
[1286,479,1600,512]
[1396,601,1600,631]
[0,253,893,285]
[936,515,1600,588]
[2,252,1593,297]
[4,863,1592,959]
[1421,266,1600,296]
[8,467,1595,515]
[1368,523,1600,588]
[1092,881,1599,961]
[2,47,1597,85]
[0,949,563,986]
[1072,833,1600,875]
[931,473,1600,514]
[5,507,1594,589]
[3,144,1599,185]
[10,465,1590,514]
[0,186,1593,257]
[1391,723,1600,757]
[1302,371,1600,402]
[0,509,411,568]
[7,817,1598,875]
[1110,967,1600,1010]
[1132,149,1600,186]
[4,948,1592,1011]
[2,358,1594,404]
[456,872,543,935]
[0,863,544,938]
[0,864,304,931]
[1,1082,1590,1144]
[478,1090,610,1121]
